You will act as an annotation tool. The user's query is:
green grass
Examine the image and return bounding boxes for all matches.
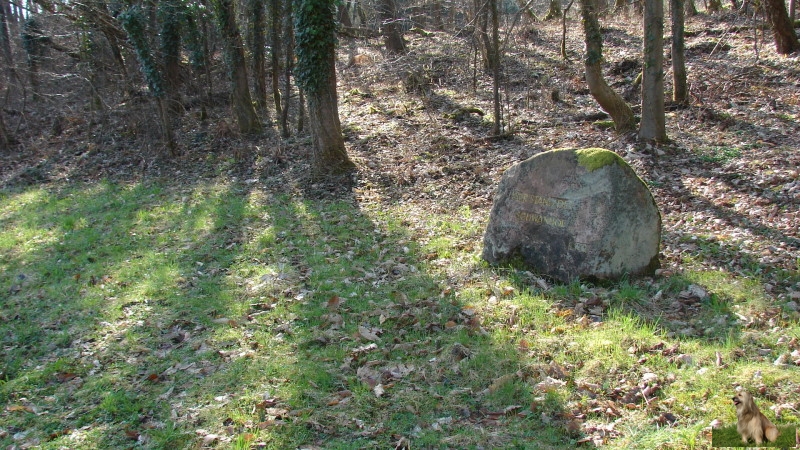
[712,424,797,448]
[1,179,799,449]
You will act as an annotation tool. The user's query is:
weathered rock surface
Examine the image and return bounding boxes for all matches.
[482,148,661,282]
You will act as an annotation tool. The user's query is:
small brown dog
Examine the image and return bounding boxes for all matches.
[733,390,779,445]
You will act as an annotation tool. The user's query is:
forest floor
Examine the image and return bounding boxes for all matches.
[1,11,799,450]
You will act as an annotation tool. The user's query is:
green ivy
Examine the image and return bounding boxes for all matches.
[182,4,208,70]
[293,0,337,95]
[158,1,182,69]
[119,6,165,97]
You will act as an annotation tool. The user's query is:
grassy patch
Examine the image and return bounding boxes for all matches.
[712,424,797,448]
[1,179,799,449]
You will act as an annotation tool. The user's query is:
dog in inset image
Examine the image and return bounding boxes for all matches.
[733,390,779,445]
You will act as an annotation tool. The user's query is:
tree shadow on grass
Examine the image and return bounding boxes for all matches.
[231,181,581,448]
[0,178,582,449]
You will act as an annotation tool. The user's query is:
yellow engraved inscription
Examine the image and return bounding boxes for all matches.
[511,191,568,209]
[516,211,566,228]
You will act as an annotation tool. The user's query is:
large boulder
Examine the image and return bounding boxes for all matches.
[482,148,661,282]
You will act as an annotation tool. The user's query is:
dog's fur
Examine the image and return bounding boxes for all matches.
[733,391,779,445]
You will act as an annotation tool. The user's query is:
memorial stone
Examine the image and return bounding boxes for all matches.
[482,148,661,282]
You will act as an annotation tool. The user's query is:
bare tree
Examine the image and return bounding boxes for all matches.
[580,0,636,132]
[640,0,667,141]
[671,0,688,104]
[764,0,800,54]
[212,0,263,133]
[378,0,406,54]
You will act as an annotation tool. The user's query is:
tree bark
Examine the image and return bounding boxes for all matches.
[213,0,262,133]
[294,0,354,175]
[307,62,355,175]
[545,0,562,19]
[671,0,688,104]
[269,0,284,129]
[250,0,269,112]
[490,0,502,135]
[378,0,407,54]
[0,0,20,91]
[640,0,667,141]
[580,0,636,132]
[764,0,800,54]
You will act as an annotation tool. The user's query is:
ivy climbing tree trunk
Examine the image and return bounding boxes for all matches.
[294,0,355,175]
[640,0,667,141]
[764,0,800,54]
[213,0,263,134]
[671,0,688,104]
[119,6,177,155]
[580,0,636,132]
[158,0,183,114]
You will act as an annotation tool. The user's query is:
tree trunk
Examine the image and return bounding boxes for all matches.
[0,109,11,149]
[159,1,183,114]
[545,0,562,19]
[708,0,722,11]
[640,0,667,141]
[0,0,20,91]
[764,0,800,54]
[379,0,407,54]
[686,0,698,15]
[337,2,352,27]
[250,0,269,113]
[281,0,293,137]
[294,0,354,175]
[580,0,636,131]
[307,63,354,175]
[213,0,262,133]
[671,0,688,104]
[269,0,284,128]
[490,0,502,135]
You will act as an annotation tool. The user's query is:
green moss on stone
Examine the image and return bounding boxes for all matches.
[576,148,623,172]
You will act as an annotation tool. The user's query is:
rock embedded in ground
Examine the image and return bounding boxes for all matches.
[482,148,661,282]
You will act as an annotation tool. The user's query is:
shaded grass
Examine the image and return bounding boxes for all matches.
[1,179,799,449]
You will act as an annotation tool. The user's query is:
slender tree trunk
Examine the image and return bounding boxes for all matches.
[640,0,667,141]
[269,0,284,126]
[213,0,263,133]
[0,109,10,149]
[764,0,800,54]
[281,0,293,137]
[0,0,20,92]
[159,1,183,114]
[490,0,502,135]
[337,2,352,27]
[580,0,636,131]
[708,0,722,11]
[250,0,269,113]
[379,0,407,54]
[671,0,688,104]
